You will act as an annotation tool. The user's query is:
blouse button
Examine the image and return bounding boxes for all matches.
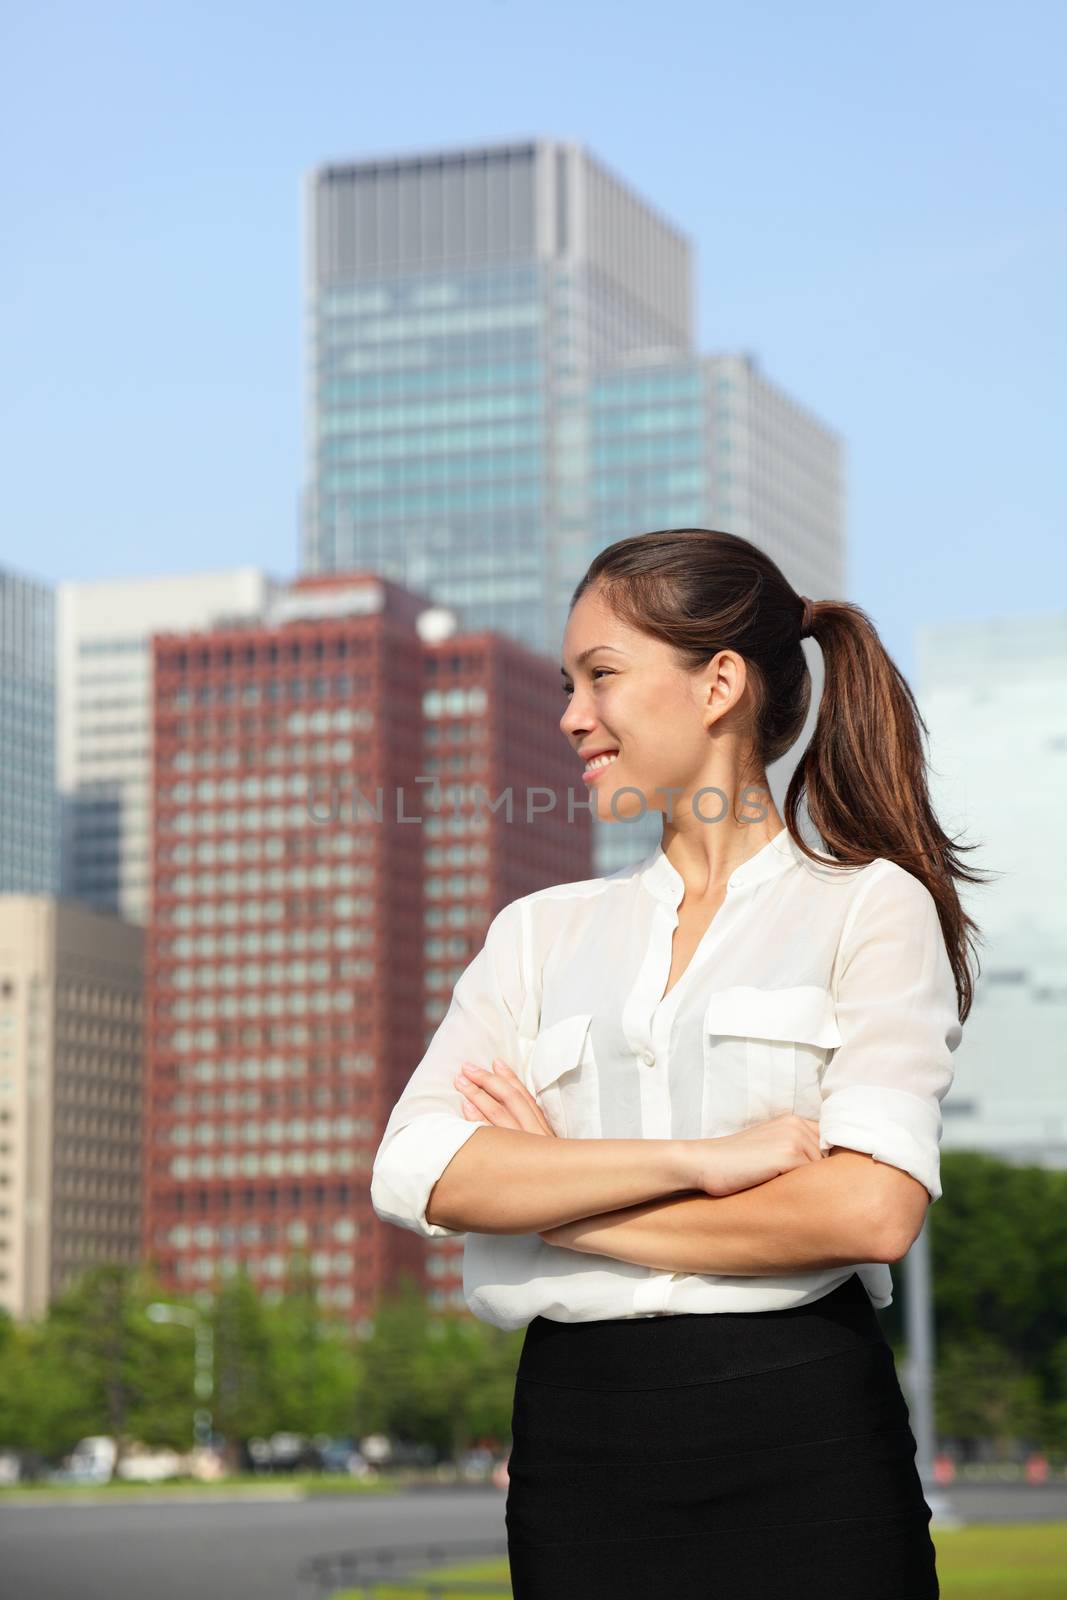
[640,1048,656,1067]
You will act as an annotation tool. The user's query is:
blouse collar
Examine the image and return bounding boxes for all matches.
[642,825,800,906]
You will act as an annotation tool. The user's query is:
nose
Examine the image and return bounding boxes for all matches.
[560,693,592,746]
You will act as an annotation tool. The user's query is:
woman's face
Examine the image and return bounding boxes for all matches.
[559,585,752,826]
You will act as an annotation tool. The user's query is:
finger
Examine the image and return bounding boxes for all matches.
[456,1064,510,1110]
[799,1117,824,1161]
[456,1078,518,1128]
[798,1126,821,1161]
[789,1124,820,1164]
[488,1060,556,1134]
[458,1064,554,1137]
[459,1063,529,1120]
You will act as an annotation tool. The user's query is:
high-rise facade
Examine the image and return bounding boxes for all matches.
[303,139,694,655]
[143,572,590,1321]
[57,569,278,925]
[0,896,143,1321]
[588,352,841,599]
[0,564,57,894]
[303,140,842,642]
[303,139,844,874]
[917,613,1067,1165]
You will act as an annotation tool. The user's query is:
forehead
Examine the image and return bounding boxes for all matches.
[560,588,643,673]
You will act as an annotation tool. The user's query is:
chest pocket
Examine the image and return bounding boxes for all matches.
[701,985,842,1133]
[525,1011,600,1140]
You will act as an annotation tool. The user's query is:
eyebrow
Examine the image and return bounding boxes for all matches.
[559,645,627,677]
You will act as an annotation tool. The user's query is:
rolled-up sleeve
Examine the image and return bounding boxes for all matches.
[819,862,963,1202]
[370,896,528,1237]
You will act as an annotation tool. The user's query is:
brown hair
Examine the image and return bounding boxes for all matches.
[571,527,992,1023]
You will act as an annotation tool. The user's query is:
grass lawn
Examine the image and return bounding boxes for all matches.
[0,1470,396,1500]
[335,1524,1067,1599]
[935,1522,1067,1596]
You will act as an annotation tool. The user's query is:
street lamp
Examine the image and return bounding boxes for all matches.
[146,1301,214,1450]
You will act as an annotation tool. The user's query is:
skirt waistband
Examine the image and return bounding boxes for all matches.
[516,1272,887,1391]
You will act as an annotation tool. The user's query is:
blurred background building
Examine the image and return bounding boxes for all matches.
[0,896,143,1320]
[142,570,590,1322]
[302,139,843,873]
[918,612,1067,1168]
[22,137,1042,1328]
[56,570,278,926]
[2,136,850,1321]
[0,564,58,895]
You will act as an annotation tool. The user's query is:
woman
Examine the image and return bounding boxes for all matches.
[370,528,989,1599]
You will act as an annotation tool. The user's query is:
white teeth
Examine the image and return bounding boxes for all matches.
[584,751,619,773]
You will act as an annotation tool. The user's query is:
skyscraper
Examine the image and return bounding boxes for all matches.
[588,351,841,600]
[303,139,843,872]
[0,563,57,894]
[303,138,841,650]
[143,572,590,1319]
[303,139,693,653]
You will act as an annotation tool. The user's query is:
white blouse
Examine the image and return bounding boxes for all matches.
[370,826,963,1332]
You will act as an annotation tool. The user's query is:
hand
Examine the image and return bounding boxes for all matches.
[538,1215,606,1250]
[538,1115,828,1253]
[453,1060,558,1138]
[683,1114,826,1198]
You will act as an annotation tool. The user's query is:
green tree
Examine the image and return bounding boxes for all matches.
[269,1250,359,1437]
[0,1311,43,1451]
[936,1332,1045,1453]
[212,1266,276,1447]
[357,1275,436,1446]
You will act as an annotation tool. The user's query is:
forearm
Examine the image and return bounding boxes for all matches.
[544,1152,890,1273]
[426,1125,694,1235]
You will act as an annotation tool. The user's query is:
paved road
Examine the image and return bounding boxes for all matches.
[0,1488,508,1600]
[0,1483,1064,1600]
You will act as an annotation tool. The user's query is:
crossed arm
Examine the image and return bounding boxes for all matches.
[433,1062,929,1271]
[537,1149,924,1272]
[383,868,953,1268]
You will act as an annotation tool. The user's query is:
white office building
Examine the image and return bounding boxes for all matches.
[917,612,1067,1165]
[57,569,278,925]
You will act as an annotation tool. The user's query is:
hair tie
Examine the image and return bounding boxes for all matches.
[798,595,815,639]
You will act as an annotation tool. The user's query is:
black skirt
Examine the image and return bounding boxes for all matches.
[505,1271,938,1600]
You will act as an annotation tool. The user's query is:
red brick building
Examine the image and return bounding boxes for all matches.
[143,572,591,1324]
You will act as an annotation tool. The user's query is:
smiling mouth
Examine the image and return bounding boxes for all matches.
[582,750,620,777]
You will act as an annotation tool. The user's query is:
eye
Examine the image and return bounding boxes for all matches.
[561,668,613,698]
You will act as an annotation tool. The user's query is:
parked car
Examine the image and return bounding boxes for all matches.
[50,1436,117,1485]
[116,1446,185,1483]
[457,1447,495,1482]
[315,1436,370,1476]
[247,1432,323,1473]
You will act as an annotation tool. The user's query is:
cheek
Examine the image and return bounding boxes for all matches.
[629,689,695,752]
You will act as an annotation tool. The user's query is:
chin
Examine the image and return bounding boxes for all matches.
[597,786,649,824]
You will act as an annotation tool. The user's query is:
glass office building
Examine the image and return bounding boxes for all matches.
[304,140,694,658]
[304,139,843,872]
[588,352,842,598]
[308,259,551,648]
[0,564,57,892]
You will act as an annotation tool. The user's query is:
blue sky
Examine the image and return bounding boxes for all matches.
[2,0,1063,679]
